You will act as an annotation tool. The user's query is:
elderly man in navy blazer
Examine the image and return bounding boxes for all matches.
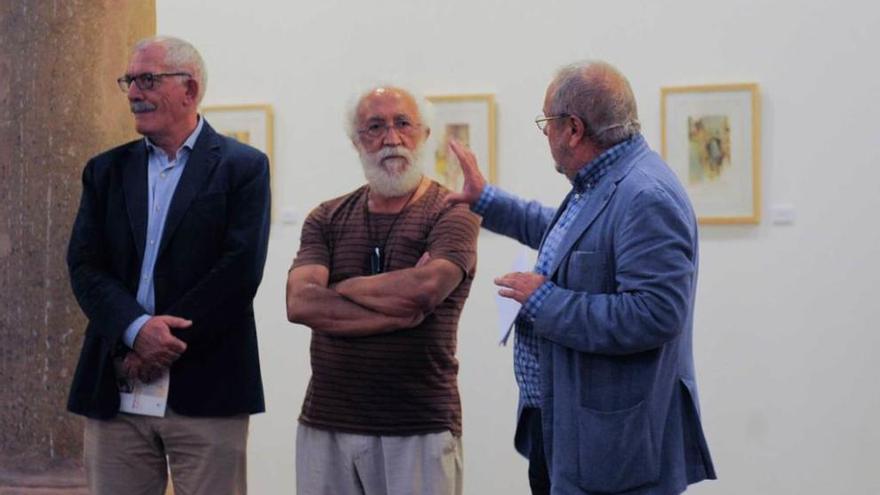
[66,36,270,495]
[447,61,716,494]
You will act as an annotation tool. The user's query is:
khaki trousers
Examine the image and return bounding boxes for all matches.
[84,409,249,495]
[296,423,463,495]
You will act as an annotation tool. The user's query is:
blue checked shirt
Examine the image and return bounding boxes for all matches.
[474,136,641,407]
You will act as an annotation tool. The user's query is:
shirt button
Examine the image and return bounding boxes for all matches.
[149,239,155,245]
[160,172,167,178]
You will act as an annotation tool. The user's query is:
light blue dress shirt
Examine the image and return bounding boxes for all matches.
[122,116,205,348]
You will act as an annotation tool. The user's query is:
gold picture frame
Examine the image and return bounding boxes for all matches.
[201,104,274,164]
[201,104,275,215]
[425,94,497,190]
[661,84,761,224]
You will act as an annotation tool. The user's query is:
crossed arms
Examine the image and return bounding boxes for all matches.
[286,255,465,337]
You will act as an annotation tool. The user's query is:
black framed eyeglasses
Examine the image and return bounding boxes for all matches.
[535,113,569,132]
[357,118,422,140]
[116,72,192,92]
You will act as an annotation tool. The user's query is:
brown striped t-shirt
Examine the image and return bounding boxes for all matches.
[291,180,479,436]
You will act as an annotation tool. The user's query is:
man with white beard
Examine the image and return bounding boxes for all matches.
[286,87,480,495]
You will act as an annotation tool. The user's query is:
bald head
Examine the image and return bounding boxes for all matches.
[346,86,429,142]
[548,61,641,149]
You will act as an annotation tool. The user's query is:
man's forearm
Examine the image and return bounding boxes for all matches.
[334,270,428,317]
[335,257,465,318]
[288,282,423,337]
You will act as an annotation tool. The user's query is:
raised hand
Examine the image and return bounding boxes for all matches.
[444,139,487,207]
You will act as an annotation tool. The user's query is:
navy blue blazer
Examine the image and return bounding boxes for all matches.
[480,138,715,494]
[66,121,271,419]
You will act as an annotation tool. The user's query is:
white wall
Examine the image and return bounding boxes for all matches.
[158,1,880,493]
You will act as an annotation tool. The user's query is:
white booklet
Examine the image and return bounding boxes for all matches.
[115,358,169,417]
[495,248,533,346]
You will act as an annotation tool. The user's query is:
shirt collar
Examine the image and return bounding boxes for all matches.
[570,134,642,193]
[145,114,204,156]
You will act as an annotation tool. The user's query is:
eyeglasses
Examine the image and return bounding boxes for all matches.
[535,113,569,132]
[357,118,422,140]
[116,72,192,92]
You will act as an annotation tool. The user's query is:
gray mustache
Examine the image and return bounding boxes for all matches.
[130,101,157,113]
[378,146,411,160]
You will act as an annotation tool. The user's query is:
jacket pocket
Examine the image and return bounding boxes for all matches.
[564,250,608,293]
[578,400,660,492]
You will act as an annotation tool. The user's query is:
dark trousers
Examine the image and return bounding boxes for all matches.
[524,407,551,495]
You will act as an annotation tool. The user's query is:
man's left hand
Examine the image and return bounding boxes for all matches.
[123,352,166,384]
[494,272,546,304]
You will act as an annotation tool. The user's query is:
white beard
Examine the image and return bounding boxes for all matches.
[359,145,425,197]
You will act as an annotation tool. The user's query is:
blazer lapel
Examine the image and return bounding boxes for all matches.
[544,142,647,278]
[122,141,149,263]
[536,190,574,253]
[545,180,618,278]
[157,123,222,259]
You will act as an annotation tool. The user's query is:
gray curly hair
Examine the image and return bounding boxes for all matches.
[548,60,640,149]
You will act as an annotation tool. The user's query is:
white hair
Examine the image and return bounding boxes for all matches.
[359,145,425,197]
[133,36,208,104]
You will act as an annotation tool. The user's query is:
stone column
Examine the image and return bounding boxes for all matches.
[0,1,155,492]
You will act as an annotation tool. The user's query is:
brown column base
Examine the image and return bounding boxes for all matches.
[0,459,86,494]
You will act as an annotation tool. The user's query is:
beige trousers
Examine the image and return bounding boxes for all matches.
[296,423,464,495]
[84,409,249,495]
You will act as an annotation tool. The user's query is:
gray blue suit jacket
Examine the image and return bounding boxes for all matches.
[480,137,716,494]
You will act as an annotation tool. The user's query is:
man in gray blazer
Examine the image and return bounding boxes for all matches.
[446,60,716,494]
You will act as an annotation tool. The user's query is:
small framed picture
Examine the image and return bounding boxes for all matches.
[424,94,497,191]
[201,104,274,163]
[201,104,275,214]
[661,84,760,224]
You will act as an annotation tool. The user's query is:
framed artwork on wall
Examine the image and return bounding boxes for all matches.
[201,104,275,215]
[201,104,274,164]
[424,94,496,191]
[661,84,761,224]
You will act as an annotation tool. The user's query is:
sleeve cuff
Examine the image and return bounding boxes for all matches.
[519,281,556,323]
[123,314,151,348]
[471,185,498,215]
